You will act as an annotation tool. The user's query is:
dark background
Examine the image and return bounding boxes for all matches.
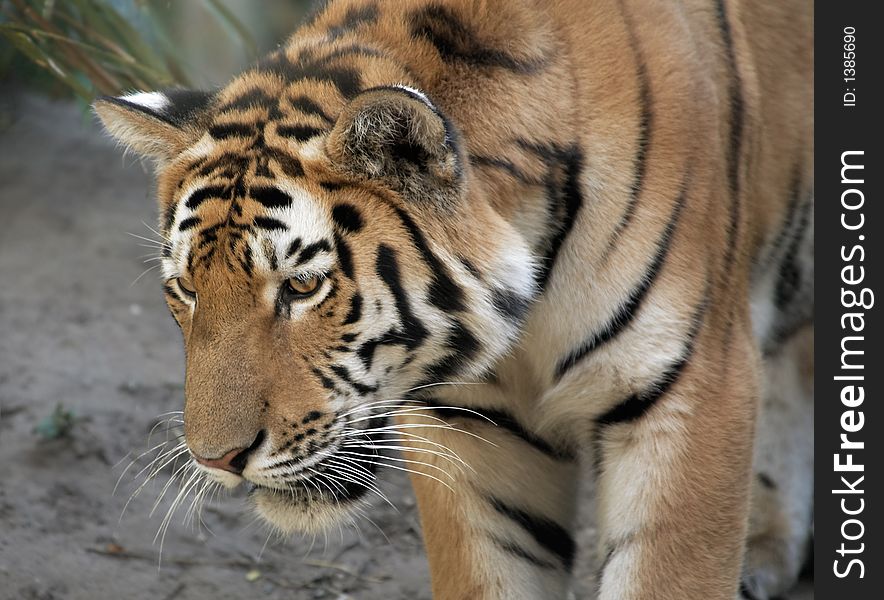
[815,1,883,598]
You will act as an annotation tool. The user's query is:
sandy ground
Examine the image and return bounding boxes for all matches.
[0,92,813,600]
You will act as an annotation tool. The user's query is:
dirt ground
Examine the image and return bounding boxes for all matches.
[0,91,813,600]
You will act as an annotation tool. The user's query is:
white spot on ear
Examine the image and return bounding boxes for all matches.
[392,84,435,109]
[121,91,170,113]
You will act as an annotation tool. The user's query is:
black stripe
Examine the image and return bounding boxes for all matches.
[289,95,334,123]
[326,3,379,38]
[196,224,222,249]
[185,185,228,210]
[331,203,364,233]
[253,216,288,231]
[601,7,652,258]
[491,537,559,570]
[410,5,548,73]
[518,141,584,291]
[162,204,178,235]
[356,328,422,371]
[319,181,345,192]
[716,0,745,277]
[490,288,531,323]
[330,364,377,395]
[391,206,466,312]
[255,156,272,178]
[249,186,292,209]
[311,367,336,391]
[774,199,811,309]
[297,240,332,264]
[162,282,181,301]
[375,244,429,348]
[555,183,688,380]
[315,278,338,312]
[266,242,279,271]
[334,233,355,279]
[489,497,575,570]
[208,122,256,139]
[356,335,382,370]
[594,293,709,427]
[276,124,324,141]
[286,237,302,258]
[343,293,362,325]
[266,150,305,178]
[459,256,481,278]
[239,245,254,277]
[423,399,574,461]
[469,154,538,184]
[195,152,250,179]
[256,52,361,98]
[217,87,275,113]
[420,319,481,384]
[178,216,201,231]
[302,410,323,425]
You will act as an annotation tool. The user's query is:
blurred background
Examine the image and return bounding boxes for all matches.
[1,0,315,104]
[0,2,813,599]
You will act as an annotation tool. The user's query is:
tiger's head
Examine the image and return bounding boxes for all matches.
[95,74,535,532]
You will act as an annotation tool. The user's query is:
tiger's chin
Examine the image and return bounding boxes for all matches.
[248,484,364,534]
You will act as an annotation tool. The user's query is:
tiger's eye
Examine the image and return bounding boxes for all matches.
[176,276,197,297]
[286,275,321,298]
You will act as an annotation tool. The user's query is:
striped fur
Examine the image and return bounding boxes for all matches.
[95,0,813,598]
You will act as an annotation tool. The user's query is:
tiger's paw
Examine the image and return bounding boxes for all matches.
[739,534,804,600]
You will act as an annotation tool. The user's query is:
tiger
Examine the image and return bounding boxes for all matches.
[93,0,814,598]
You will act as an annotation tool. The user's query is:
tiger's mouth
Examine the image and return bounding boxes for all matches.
[248,445,384,503]
[244,429,390,533]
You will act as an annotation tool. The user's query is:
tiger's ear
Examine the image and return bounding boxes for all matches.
[325,86,464,207]
[93,90,215,164]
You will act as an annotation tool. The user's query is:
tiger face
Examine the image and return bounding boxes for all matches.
[95,82,535,532]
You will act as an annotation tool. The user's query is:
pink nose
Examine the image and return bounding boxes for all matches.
[193,447,249,474]
[191,430,265,475]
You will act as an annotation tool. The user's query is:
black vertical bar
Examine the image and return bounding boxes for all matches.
[815,2,883,597]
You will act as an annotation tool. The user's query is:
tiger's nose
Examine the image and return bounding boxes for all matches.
[191,430,265,475]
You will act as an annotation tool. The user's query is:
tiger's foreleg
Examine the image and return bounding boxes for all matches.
[398,405,580,600]
[593,320,758,600]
